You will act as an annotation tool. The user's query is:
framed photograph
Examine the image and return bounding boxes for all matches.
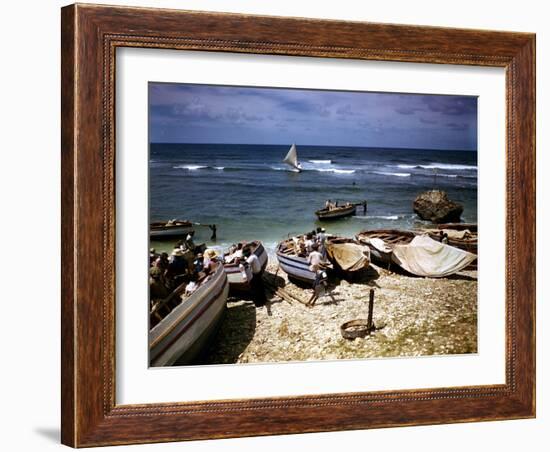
[61,3,535,447]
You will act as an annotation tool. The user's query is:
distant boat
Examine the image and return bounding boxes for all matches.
[282,144,302,172]
[315,203,357,220]
[150,219,194,239]
[223,241,268,292]
[149,264,229,366]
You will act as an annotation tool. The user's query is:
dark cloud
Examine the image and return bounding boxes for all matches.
[419,117,437,124]
[446,122,469,131]
[149,83,477,150]
[422,96,477,116]
[395,106,423,115]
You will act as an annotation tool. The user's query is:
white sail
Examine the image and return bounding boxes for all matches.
[282,144,301,171]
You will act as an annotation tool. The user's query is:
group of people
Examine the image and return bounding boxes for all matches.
[294,227,328,259]
[149,231,221,305]
[291,228,330,306]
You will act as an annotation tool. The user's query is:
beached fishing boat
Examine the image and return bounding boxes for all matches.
[418,223,478,254]
[149,264,229,366]
[356,229,476,277]
[276,239,324,284]
[325,237,371,273]
[315,203,357,220]
[282,143,302,172]
[150,219,194,239]
[223,241,268,292]
[356,229,417,265]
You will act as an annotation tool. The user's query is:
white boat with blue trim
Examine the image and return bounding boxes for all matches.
[276,238,331,285]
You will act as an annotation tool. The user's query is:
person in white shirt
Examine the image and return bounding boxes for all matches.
[304,232,315,254]
[307,243,323,272]
[243,247,266,307]
[184,275,199,296]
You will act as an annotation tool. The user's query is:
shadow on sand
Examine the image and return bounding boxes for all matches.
[196,300,257,364]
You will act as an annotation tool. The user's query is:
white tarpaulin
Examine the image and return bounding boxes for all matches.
[391,234,477,278]
[326,242,371,272]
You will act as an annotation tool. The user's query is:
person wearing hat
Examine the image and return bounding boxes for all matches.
[166,248,188,285]
[243,246,266,307]
[149,266,170,304]
[203,248,219,274]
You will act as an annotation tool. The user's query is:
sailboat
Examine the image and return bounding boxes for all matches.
[282,143,302,172]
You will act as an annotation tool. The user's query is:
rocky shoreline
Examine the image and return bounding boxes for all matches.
[198,261,478,365]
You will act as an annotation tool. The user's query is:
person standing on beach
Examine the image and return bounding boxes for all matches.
[185,231,196,252]
[304,233,315,254]
[316,227,327,257]
[307,243,323,273]
[243,247,266,307]
[307,269,328,307]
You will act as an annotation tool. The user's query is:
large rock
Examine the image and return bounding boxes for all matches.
[413,190,463,223]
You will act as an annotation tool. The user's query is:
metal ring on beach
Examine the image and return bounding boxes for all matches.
[340,319,372,340]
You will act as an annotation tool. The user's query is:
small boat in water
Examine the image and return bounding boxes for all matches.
[315,203,357,220]
[325,237,371,273]
[149,264,229,366]
[150,219,194,239]
[276,238,330,285]
[223,241,268,292]
[282,143,302,172]
[356,229,476,277]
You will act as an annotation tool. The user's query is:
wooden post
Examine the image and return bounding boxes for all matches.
[367,288,375,331]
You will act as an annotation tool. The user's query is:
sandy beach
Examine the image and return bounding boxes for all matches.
[198,261,478,365]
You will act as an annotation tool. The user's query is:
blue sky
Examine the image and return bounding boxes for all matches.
[149,83,477,150]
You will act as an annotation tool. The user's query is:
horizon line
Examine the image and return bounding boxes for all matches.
[149,142,478,152]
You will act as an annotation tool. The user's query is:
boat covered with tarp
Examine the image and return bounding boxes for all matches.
[325,237,371,273]
[391,235,477,278]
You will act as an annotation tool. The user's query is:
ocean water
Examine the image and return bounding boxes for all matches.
[150,144,477,253]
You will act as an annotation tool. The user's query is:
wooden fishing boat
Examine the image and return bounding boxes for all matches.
[355,229,417,266]
[419,224,478,254]
[149,264,229,366]
[223,241,268,292]
[276,238,326,285]
[150,219,194,239]
[325,237,371,273]
[356,229,477,276]
[315,203,356,220]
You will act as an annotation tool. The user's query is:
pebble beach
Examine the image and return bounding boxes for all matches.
[198,261,478,365]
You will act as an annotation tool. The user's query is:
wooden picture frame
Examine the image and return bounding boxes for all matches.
[61,3,535,447]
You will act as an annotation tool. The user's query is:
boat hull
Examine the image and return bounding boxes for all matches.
[315,205,356,220]
[276,247,316,285]
[150,225,194,239]
[149,265,229,366]
[224,242,268,292]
